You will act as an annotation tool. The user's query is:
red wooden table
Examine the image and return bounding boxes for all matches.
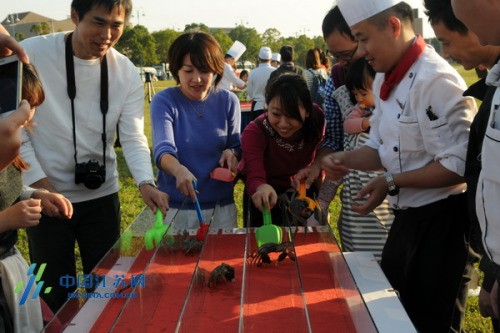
[45,209,378,333]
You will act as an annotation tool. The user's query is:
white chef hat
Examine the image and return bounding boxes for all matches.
[258,47,272,60]
[336,0,402,27]
[226,40,246,61]
[271,53,281,62]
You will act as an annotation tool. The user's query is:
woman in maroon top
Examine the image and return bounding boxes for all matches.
[241,74,325,227]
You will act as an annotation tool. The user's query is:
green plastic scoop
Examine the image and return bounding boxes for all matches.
[144,210,167,250]
[255,206,282,247]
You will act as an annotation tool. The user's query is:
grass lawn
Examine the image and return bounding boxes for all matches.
[16,67,492,332]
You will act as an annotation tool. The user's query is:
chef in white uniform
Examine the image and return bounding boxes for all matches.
[322,1,477,332]
[218,40,246,92]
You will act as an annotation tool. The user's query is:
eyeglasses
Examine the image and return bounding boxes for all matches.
[327,44,359,61]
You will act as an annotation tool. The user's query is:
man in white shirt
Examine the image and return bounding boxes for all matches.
[246,47,275,129]
[452,0,500,322]
[20,0,169,312]
[323,0,476,331]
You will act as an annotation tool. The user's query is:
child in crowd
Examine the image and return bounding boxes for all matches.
[343,58,375,134]
[237,69,249,102]
[241,74,325,227]
[328,57,394,260]
[0,63,72,333]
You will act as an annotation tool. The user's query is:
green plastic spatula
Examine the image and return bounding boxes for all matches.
[255,206,282,247]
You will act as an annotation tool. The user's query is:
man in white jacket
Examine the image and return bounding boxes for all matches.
[20,0,169,313]
[452,0,500,321]
[218,41,246,92]
[324,0,476,331]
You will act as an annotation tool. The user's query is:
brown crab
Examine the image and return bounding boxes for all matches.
[247,242,296,266]
[208,263,235,289]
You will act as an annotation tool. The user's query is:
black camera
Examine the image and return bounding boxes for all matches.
[75,159,106,189]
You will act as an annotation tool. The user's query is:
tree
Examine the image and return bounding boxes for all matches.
[115,25,158,66]
[15,32,25,41]
[212,29,233,55]
[30,22,50,36]
[228,25,262,62]
[184,23,210,33]
[312,36,327,51]
[261,28,282,53]
[293,35,316,67]
[152,29,181,63]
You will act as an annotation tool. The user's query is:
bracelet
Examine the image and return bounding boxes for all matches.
[138,179,157,188]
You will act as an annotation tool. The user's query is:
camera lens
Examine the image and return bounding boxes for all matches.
[75,159,105,189]
[84,175,102,189]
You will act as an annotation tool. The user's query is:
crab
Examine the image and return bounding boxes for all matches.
[182,236,204,255]
[247,242,296,266]
[208,263,235,289]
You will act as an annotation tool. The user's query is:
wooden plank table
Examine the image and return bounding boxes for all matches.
[44,209,414,333]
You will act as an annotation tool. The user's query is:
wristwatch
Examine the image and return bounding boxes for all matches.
[384,172,399,196]
[138,179,157,188]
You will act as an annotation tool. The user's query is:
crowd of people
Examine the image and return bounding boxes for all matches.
[2,0,500,331]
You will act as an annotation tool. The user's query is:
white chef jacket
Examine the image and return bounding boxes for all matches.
[218,63,245,91]
[476,79,500,265]
[366,45,476,209]
[247,62,276,111]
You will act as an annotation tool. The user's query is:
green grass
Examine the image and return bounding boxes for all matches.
[16,69,492,331]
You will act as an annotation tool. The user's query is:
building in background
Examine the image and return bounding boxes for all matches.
[413,8,423,37]
[1,12,74,40]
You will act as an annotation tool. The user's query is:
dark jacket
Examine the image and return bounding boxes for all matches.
[464,76,499,291]
[269,63,306,82]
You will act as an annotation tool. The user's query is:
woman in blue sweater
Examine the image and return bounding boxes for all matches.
[150,32,241,229]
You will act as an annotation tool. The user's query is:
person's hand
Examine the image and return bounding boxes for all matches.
[351,175,388,215]
[0,100,32,171]
[320,152,350,182]
[0,24,29,63]
[219,149,239,172]
[139,185,170,216]
[33,190,73,219]
[172,165,197,202]
[292,164,321,190]
[251,184,277,212]
[479,287,496,318]
[0,199,42,231]
[8,100,32,126]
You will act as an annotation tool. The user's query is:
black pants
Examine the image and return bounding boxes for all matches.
[27,193,121,313]
[381,193,474,332]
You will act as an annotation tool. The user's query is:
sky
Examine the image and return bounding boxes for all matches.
[2,0,434,38]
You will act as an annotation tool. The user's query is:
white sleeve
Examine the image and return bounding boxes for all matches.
[412,69,476,176]
[118,63,155,184]
[224,64,245,88]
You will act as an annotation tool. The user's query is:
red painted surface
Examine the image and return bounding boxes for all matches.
[240,101,252,111]
[49,229,376,332]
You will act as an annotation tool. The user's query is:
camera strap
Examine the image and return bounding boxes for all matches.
[65,32,108,172]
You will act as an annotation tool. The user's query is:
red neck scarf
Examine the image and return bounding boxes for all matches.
[380,35,426,101]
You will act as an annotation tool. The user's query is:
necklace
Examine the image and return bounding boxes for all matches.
[185,91,210,119]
